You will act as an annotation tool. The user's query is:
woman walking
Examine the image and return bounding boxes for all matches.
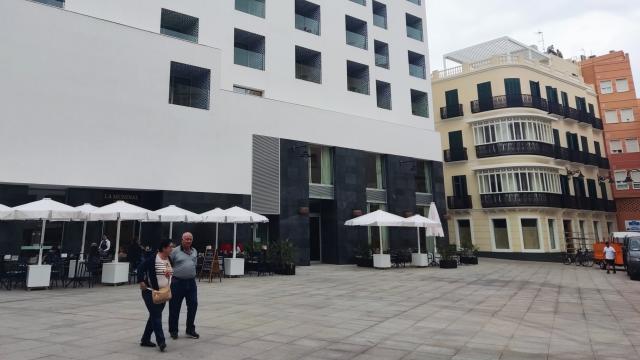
[137,239,173,352]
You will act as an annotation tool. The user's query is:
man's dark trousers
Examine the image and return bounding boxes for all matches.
[169,278,198,334]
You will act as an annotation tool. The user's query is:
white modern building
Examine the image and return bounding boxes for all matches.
[0,0,442,264]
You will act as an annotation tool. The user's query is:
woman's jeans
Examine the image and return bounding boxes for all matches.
[141,290,166,345]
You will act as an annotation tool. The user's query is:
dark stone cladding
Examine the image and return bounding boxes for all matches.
[279,139,310,266]
[431,161,449,248]
[477,251,563,263]
[385,155,417,249]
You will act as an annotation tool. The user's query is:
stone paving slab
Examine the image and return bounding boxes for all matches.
[1,259,640,360]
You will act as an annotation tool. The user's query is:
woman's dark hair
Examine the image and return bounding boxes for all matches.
[157,239,173,252]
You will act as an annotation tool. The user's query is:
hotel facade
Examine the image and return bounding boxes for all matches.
[433,38,617,260]
[0,0,443,265]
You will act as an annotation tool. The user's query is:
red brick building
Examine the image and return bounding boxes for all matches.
[582,51,640,232]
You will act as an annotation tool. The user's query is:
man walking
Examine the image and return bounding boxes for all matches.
[603,242,616,274]
[169,232,199,339]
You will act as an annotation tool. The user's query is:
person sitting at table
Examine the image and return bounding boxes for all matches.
[118,247,128,262]
[44,245,61,264]
[99,235,111,258]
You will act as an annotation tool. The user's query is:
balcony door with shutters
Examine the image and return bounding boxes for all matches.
[587,179,597,200]
[453,175,468,197]
[477,82,493,111]
[599,182,608,200]
[546,86,559,104]
[530,81,541,107]
[581,136,589,153]
[504,78,522,106]
[561,91,569,109]
[449,131,464,158]
[553,129,561,147]
[445,89,460,117]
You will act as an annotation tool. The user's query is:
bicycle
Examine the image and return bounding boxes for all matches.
[562,252,575,265]
[574,248,594,267]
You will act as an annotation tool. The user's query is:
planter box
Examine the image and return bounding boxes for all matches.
[102,262,130,285]
[460,256,478,265]
[224,258,245,276]
[439,260,458,269]
[355,257,373,268]
[411,253,430,267]
[373,254,391,269]
[27,264,51,289]
[274,264,296,275]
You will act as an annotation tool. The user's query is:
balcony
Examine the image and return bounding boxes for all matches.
[440,104,464,119]
[476,141,554,159]
[447,195,472,210]
[234,47,264,70]
[295,15,320,35]
[443,148,468,162]
[606,200,617,212]
[471,94,548,114]
[481,193,563,208]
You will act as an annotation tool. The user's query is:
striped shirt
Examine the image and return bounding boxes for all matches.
[155,254,173,288]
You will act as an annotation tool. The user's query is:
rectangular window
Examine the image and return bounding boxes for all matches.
[407,0,421,4]
[233,85,263,97]
[610,140,623,154]
[365,154,385,189]
[415,161,431,194]
[492,219,510,250]
[411,89,429,117]
[616,78,629,92]
[620,109,635,122]
[350,0,366,5]
[168,62,211,110]
[346,61,370,95]
[521,219,540,250]
[626,138,639,153]
[548,219,557,250]
[458,220,472,248]
[376,81,392,110]
[405,13,423,41]
[372,1,387,29]
[600,80,613,94]
[234,29,266,70]
[160,9,199,43]
[605,110,618,123]
[345,16,368,50]
[295,0,320,35]
[308,145,333,185]
[615,170,629,190]
[593,221,601,242]
[33,0,64,8]
[235,0,266,18]
[295,46,322,84]
[408,51,426,79]
[374,40,390,69]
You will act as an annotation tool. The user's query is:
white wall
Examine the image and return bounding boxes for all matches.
[64,0,435,129]
[0,0,441,195]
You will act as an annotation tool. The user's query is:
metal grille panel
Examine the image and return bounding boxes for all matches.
[366,189,387,203]
[416,192,433,206]
[309,184,334,200]
[251,135,280,214]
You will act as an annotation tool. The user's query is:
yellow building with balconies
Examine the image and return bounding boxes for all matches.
[433,37,617,260]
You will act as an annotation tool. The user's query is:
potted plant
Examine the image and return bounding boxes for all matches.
[269,239,296,275]
[354,240,373,267]
[438,243,458,269]
[459,238,479,265]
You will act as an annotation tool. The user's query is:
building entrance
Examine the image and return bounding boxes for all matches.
[309,214,321,262]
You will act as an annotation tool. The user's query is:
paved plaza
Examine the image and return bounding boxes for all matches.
[2,259,640,360]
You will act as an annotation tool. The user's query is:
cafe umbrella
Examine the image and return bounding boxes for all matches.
[345,210,406,268]
[0,203,14,220]
[427,202,445,257]
[74,203,98,261]
[403,214,440,267]
[153,205,203,240]
[200,207,226,250]
[220,206,269,276]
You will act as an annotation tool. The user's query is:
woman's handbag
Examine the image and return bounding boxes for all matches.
[151,278,172,304]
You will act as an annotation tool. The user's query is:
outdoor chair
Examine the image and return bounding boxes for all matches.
[49,259,68,288]
[2,259,27,290]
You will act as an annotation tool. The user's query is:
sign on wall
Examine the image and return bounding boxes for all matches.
[626,220,640,232]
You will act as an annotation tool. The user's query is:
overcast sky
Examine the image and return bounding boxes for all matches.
[427,0,640,90]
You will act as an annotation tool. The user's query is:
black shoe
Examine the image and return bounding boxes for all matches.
[186,331,200,339]
[170,332,178,340]
[140,341,156,348]
[158,343,166,352]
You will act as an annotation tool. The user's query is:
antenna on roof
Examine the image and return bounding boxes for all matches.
[536,31,545,51]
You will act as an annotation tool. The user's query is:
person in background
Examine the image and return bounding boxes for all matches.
[128,237,143,268]
[604,242,617,274]
[118,247,128,262]
[137,239,173,352]
[99,235,111,258]
[168,232,199,340]
[44,245,61,264]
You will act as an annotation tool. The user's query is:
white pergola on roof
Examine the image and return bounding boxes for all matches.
[443,36,549,65]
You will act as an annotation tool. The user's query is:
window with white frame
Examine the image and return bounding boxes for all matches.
[477,167,561,195]
[616,78,629,92]
[521,218,540,250]
[593,221,601,242]
[472,117,553,145]
[548,219,557,250]
[610,140,623,154]
[605,110,618,124]
[614,170,629,190]
[492,219,510,250]
[620,109,635,122]
[600,80,613,94]
[625,138,639,153]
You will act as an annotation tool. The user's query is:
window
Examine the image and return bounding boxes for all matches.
[233,85,263,97]
[607,221,615,235]
[492,219,510,250]
[521,219,540,250]
[477,167,561,194]
[411,89,429,117]
[376,81,392,110]
[407,0,421,4]
[472,116,553,145]
[374,40,390,69]
[365,154,385,189]
[621,109,635,122]
[234,29,265,70]
[548,219,557,250]
[346,61,370,95]
[350,0,366,5]
[367,203,388,250]
[372,1,387,29]
[308,145,333,185]
[600,80,613,94]
[34,0,64,8]
[615,170,629,190]
[616,78,629,92]
[626,138,639,153]
[295,0,320,35]
[160,9,199,43]
[405,13,423,41]
[408,51,426,79]
[605,110,618,124]
[457,220,472,248]
[415,161,432,194]
[593,221,601,242]
[295,46,322,84]
[345,16,368,50]
[610,140,623,154]
[235,0,265,18]
[169,62,211,110]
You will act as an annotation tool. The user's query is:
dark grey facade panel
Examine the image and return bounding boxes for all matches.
[251,135,280,215]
